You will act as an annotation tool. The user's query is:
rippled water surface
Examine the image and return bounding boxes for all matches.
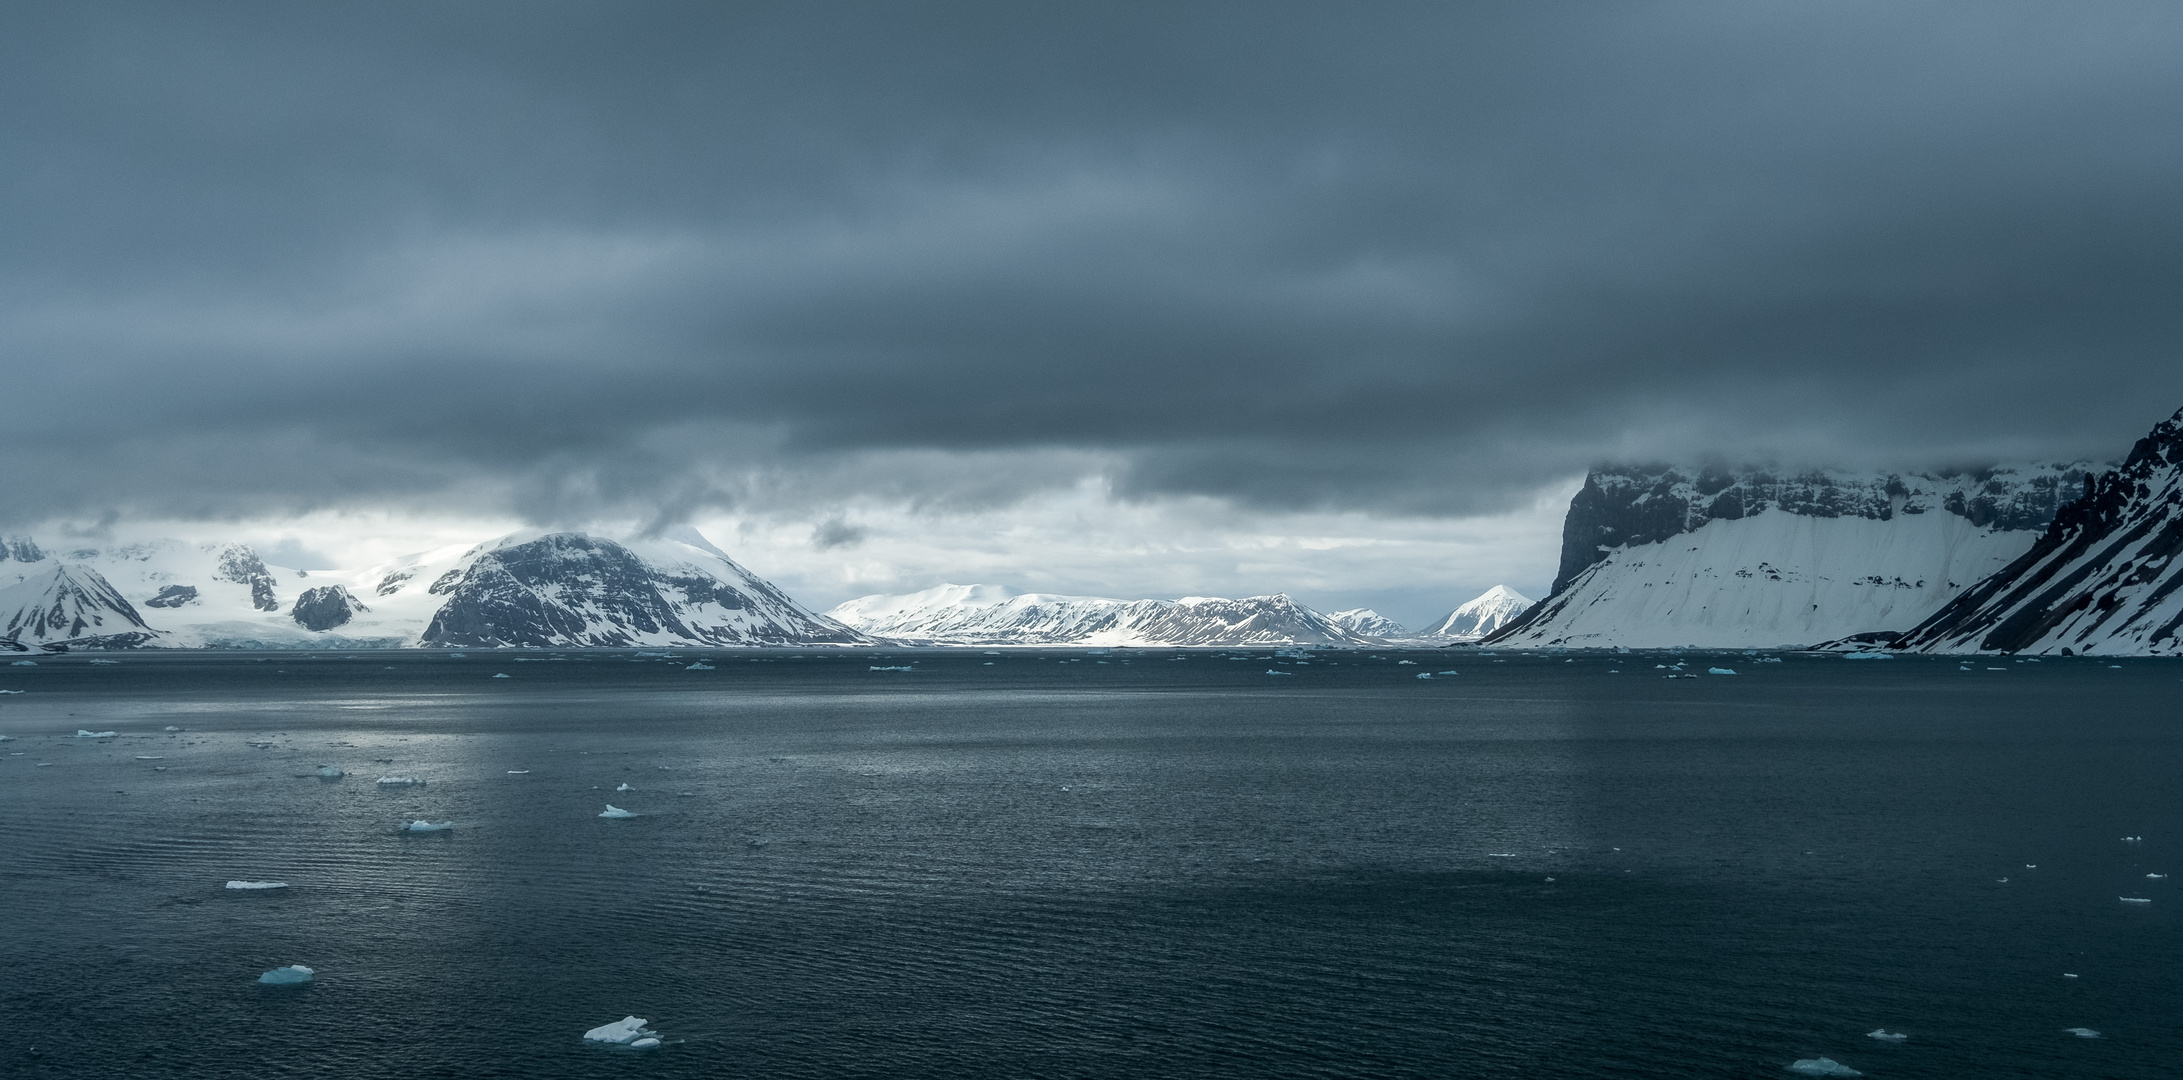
[0,649,2177,1078]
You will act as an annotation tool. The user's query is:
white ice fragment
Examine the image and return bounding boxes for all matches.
[1416,672,1432,679]
[2063,973,2078,978]
[257,965,314,985]
[1787,1058,1862,1076]
[616,782,633,791]
[2119,896,2151,903]
[2148,873,2168,879]
[225,880,289,890]
[1865,1030,1907,1042]
[135,755,164,760]
[163,725,180,731]
[0,690,20,694]
[1265,669,1293,676]
[685,662,714,670]
[1709,667,1738,675]
[630,1037,661,1049]
[403,820,453,832]
[75,729,117,738]
[315,765,343,778]
[583,1016,653,1043]
[491,673,510,678]
[507,769,530,774]
[375,776,424,786]
[869,665,912,672]
[2064,1027,2101,1038]
[10,660,36,666]
[599,804,637,818]
[1436,670,1460,675]
[88,659,119,665]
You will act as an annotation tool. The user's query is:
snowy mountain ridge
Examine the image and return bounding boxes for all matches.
[827,584,1380,646]
[1422,585,1533,640]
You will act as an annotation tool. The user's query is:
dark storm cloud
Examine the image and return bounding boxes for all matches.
[5,1,2183,526]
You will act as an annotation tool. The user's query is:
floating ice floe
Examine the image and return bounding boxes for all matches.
[1865,1030,1907,1042]
[10,660,36,666]
[616,782,634,792]
[257,965,314,985]
[88,659,119,665]
[315,765,344,778]
[2119,896,2151,904]
[403,820,453,832]
[869,665,912,672]
[1265,669,1293,676]
[1787,1058,1862,1076]
[225,880,289,890]
[2064,1027,2101,1038]
[599,804,637,818]
[2063,973,2078,978]
[1436,670,1460,675]
[0,689,21,694]
[685,662,715,670]
[163,725,180,731]
[2148,873,2168,879]
[492,673,510,678]
[1709,667,1737,675]
[1416,672,1433,679]
[135,755,164,760]
[507,769,530,775]
[2122,835,2143,842]
[75,730,117,738]
[583,1015,656,1044]
[375,776,424,786]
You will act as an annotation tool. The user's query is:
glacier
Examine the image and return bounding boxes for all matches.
[827,583,1380,646]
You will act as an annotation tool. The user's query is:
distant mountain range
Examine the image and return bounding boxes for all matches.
[0,527,865,650]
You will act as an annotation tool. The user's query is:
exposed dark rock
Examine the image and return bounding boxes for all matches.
[144,585,200,608]
[0,535,45,563]
[375,571,413,596]
[291,585,368,631]
[427,568,467,595]
[0,564,157,646]
[213,545,280,612]
[1901,406,2183,655]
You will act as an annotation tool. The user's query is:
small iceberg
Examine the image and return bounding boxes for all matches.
[2064,1027,2102,1038]
[375,776,424,786]
[163,725,180,731]
[2148,873,2168,879]
[10,660,36,666]
[1265,669,1293,676]
[616,782,634,792]
[1709,667,1737,675]
[403,820,453,832]
[869,665,912,672]
[88,658,119,665]
[315,765,343,778]
[1787,1058,1862,1077]
[75,729,117,738]
[257,965,314,985]
[599,804,637,818]
[1416,672,1433,679]
[1436,670,1460,675]
[685,662,714,670]
[225,880,289,890]
[135,755,164,760]
[507,769,530,775]
[2119,896,2152,904]
[492,672,510,678]
[583,1015,655,1044]
[1865,1030,1907,1042]
[2122,835,2143,842]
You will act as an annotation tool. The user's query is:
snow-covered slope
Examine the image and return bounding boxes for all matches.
[1487,463,2098,649]
[0,563,160,648]
[828,584,1379,646]
[0,527,861,648]
[419,528,865,648]
[1421,586,1532,640]
[1900,407,2183,656]
[1327,608,1409,638]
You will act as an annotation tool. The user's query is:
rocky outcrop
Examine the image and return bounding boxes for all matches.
[144,584,200,608]
[1899,407,2183,655]
[213,545,280,612]
[291,585,367,631]
[0,535,45,564]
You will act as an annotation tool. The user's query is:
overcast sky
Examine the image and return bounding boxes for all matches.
[7,2,2183,624]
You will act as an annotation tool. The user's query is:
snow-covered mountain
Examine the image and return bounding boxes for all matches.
[827,584,1379,646]
[1486,463,2100,649]
[0,562,160,648]
[0,527,864,649]
[1421,585,1532,640]
[1327,608,1409,638]
[1900,407,2183,656]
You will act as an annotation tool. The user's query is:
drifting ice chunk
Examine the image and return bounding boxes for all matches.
[10,660,35,666]
[2149,873,2168,879]
[1416,672,1433,679]
[403,820,453,832]
[2119,896,2151,904]
[257,965,314,985]
[1265,669,1293,676]
[375,776,424,786]
[225,880,289,890]
[616,783,634,792]
[869,665,912,672]
[88,659,119,665]
[599,804,637,818]
[1865,1030,1907,1042]
[1709,667,1737,675]
[630,1037,661,1048]
[135,755,164,760]
[583,1016,654,1043]
[492,673,510,678]
[163,725,180,731]
[1787,1058,1862,1076]
[316,765,344,778]
[76,730,117,738]
[685,662,714,670]
[2064,1028,2102,1038]
[508,769,530,774]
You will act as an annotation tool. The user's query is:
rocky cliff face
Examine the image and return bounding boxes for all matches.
[829,584,1378,646]
[214,545,281,612]
[1899,408,2183,655]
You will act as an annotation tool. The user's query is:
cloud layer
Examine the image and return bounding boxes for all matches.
[7,1,2183,534]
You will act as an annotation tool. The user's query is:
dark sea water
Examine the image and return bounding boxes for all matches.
[0,649,2177,1079]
